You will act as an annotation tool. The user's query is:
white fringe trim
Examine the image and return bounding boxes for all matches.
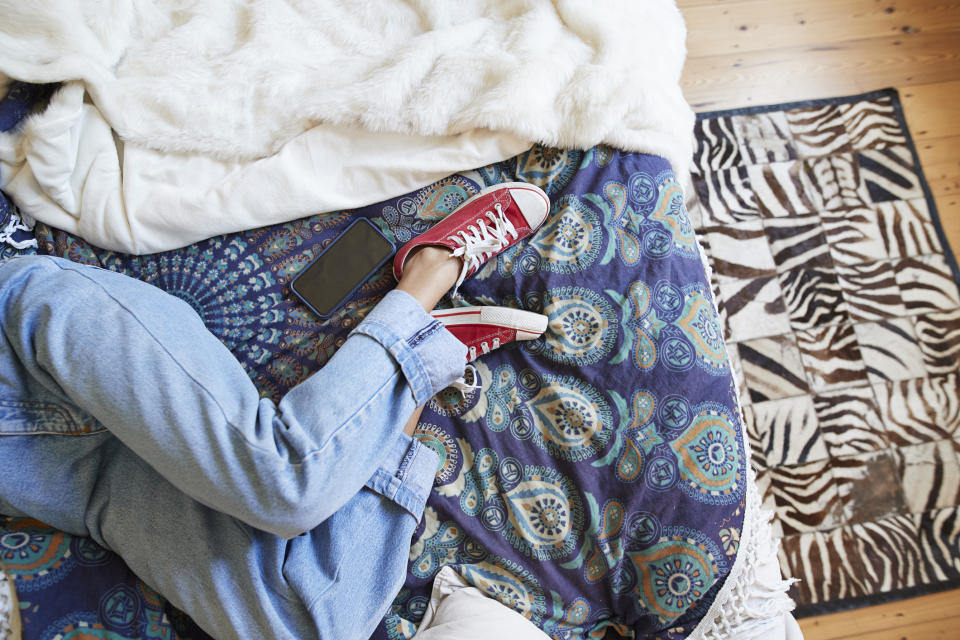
[0,566,20,640]
[686,231,799,640]
[687,471,798,640]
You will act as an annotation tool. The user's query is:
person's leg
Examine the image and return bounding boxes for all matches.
[0,415,434,640]
[0,253,463,538]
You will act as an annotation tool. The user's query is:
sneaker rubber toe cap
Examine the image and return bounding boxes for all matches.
[509,186,550,229]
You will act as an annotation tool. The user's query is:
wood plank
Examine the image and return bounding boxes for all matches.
[681,31,960,110]
[798,589,960,639]
[901,80,960,140]
[683,0,960,58]
[934,193,960,265]
[677,0,742,7]
[915,135,960,199]
[853,616,960,639]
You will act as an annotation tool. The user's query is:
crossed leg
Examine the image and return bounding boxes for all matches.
[0,249,463,639]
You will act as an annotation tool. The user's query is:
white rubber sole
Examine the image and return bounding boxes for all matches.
[461,181,550,229]
[432,306,548,340]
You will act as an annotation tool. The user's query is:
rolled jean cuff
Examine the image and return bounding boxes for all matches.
[365,433,439,519]
[351,289,466,406]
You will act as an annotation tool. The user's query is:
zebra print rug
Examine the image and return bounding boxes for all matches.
[690,88,960,616]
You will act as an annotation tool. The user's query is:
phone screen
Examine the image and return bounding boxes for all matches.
[290,219,395,318]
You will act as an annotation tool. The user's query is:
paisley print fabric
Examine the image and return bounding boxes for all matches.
[4,109,747,637]
[0,516,205,639]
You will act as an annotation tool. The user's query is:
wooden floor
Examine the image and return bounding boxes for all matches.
[676,0,960,638]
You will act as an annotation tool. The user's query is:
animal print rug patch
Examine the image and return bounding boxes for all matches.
[690,88,960,615]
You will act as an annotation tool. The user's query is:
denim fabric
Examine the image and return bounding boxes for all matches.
[0,255,465,639]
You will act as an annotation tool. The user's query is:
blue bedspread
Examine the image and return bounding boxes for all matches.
[2,138,746,638]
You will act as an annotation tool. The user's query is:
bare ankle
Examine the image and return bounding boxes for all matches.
[395,246,461,311]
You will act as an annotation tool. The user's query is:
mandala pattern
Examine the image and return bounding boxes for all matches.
[528,286,619,366]
[9,115,746,638]
[527,374,615,462]
[503,470,579,559]
[592,172,697,268]
[1,521,75,591]
[476,144,583,198]
[496,194,602,277]
[413,424,462,486]
[671,406,744,505]
[380,176,478,244]
[427,384,480,418]
[627,527,724,625]
[610,280,728,377]
[468,363,615,463]
[514,145,583,196]
[440,442,585,561]
[458,557,547,624]
[595,390,746,508]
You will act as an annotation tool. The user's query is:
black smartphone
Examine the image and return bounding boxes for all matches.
[290,218,395,319]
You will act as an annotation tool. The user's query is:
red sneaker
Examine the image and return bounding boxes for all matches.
[393,182,550,293]
[432,305,548,362]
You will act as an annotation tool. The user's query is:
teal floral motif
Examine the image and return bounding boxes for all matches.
[563,492,673,613]
[380,176,477,244]
[561,494,626,584]
[475,144,582,197]
[458,557,547,624]
[594,391,744,505]
[1,522,75,590]
[526,286,619,366]
[626,527,725,625]
[593,389,655,483]
[609,280,728,376]
[719,527,741,556]
[383,589,426,640]
[578,144,615,170]
[514,145,583,196]
[502,467,582,559]
[427,384,481,418]
[527,373,614,462]
[470,362,614,462]
[407,508,485,579]
[542,591,618,640]
[495,194,602,277]
[670,404,744,505]
[413,423,461,486]
[608,281,663,371]
[674,283,728,375]
[591,172,697,267]
[439,440,585,561]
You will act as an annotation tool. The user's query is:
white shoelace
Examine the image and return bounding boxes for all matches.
[450,364,481,392]
[448,204,518,294]
[466,338,500,362]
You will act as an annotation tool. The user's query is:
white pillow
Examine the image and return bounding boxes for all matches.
[413,567,550,640]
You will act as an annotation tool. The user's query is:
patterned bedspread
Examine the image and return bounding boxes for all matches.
[1,141,747,638]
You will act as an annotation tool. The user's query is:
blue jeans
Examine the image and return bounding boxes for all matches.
[0,255,466,639]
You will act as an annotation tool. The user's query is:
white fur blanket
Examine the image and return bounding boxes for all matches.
[0,0,692,167]
[0,0,694,253]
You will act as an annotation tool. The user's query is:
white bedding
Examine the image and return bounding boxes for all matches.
[0,83,530,253]
[0,0,694,253]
